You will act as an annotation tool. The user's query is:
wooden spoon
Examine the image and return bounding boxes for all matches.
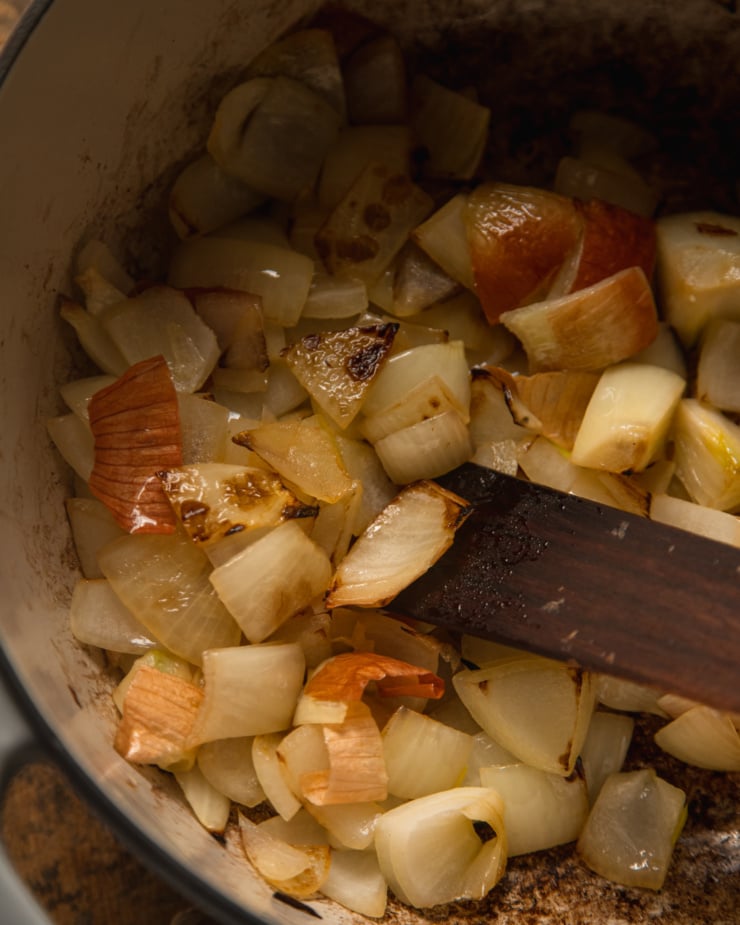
[391,463,740,713]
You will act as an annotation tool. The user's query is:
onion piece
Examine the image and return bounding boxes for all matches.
[516,435,617,508]
[47,412,95,483]
[197,737,266,808]
[469,368,531,448]
[168,236,314,327]
[300,702,389,805]
[187,287,266,366]
[361,374,468,445]
[98,531,241,664]
[234,415,355,504]
[174,762,232,834]
[650,493,740,547]
[114,664,203,770]
[73,265,127,318]
[87,356,182,534]
[480,763,589,856]
[210,520,332,643]
[302,272,369,320]
[282,323,398,428]
[654,706,740,771]
[595,674,667,717]
[462,731,517,783]
[189,643,306,746]
[310,490,364,565]
[672,399,740,511]
[252,733,303,821]
[326,480,471,609]
[268,611,334,670]
[631,321,687,378]
[112,649,195,715]
[318,126,411,210]
[453,656,596,775]
[100,287,220,394]
[259,809,330,846]
[579,711,634,804]
[239,812,331,899]
[169,154,265,239]
[696,318,740,413]
[207,76,341,201]
[577,769,687,890]
[334,435,397,533]
[245,28,346,118]
[178,394,232,465]
[412,193,475,290]
[59,298,128,376]
[159,463,317,546]
[315,162,434,286]
[65,497,126,578]
[501,267,659,372]
[411,74,490,181]
[382,706,473,799]
[75,238,134,296]
[304,800,382,850]
[69,578,155,655]
[571,362,685,473]
[373,409,473,484]
[554,155,658,218]
[343,33,407,125]
[374,787,507,908]
[60,375,116,421]
[655,210,740,347]
[320,849,388,918]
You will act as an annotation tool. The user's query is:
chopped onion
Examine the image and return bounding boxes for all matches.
[554,155,658,218]
[453,656,596,775]
[374,787,507,908]
[516,435,617,507]
[310,490,364,565]
[696,318,740,412]
[650,493,740,547]
[654,706,740,771]
[234,415,355,504]
[65,497,125,578]
[361,374,467,445]
[334,435,397,533]
[469,369,530,447]
[174,762,231,834]
[412,193,475,290]
[501,267,659,372]
[268,611,334,670]
[47,412,95,483]
[374,408,473,484]
[577,769,687,890]
[315,162,434,286]
[59,298,128,376]
[571,362,685,473]
[159,463,316,546]
[631,321,687,378]
[239,812,331,899]
[75,238,134,296]
[304,800,382,850]
[595,674,667,716]
[87,356,182,534]
[189,643,306,745]
[655,210,740,347]
[259,808,329,846]
[411,74,490,181]
[579,711,634,804]
[343,33,407,125]
[168,236,314,327]
[69,578,155,655]
[252,733,302,821]
[178,395,232,465]
[114,664,203,770]
[479,763,589,856]
[100,287,220,394]
[245,28,345,118]
[282,323,398,428]
[60,375,116,421]
[326,480,471,609]
[462,731,517,783]
[672,399,740,511]
[112,649,195,715]
[318,125,411,210]
[382,706,473,799]
[98,531,241,664]
[168,154,265,239]
[197,737,266,808]
[209,521,332,643]
[320,848,388,918]
[207,76,341,201]
[302,272,369,320]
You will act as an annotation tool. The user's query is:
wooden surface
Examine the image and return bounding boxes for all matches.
[1,761,215,924]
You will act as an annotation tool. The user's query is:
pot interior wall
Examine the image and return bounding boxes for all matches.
[0,1,737,923]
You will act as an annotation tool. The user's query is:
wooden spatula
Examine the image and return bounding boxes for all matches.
[390,463,740,713]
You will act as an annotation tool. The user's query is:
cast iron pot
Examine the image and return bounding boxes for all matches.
[0,1,738,922]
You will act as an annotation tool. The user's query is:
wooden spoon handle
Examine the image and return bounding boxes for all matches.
[391,464,740,712]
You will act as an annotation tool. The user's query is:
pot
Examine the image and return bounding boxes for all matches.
[0,1,738,922]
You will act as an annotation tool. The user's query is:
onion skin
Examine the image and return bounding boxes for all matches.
[88,356,183,534]
[305,652,444,702]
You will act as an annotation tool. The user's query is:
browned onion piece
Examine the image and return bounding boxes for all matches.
[305,652,444,702]
[88,355,183,533]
